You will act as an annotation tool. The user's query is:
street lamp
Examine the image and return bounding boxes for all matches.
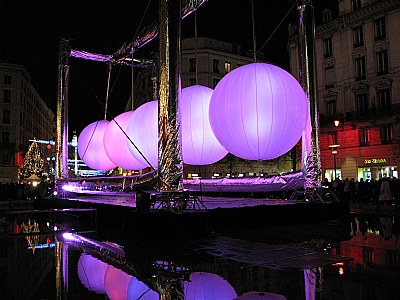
[329,144,340,180]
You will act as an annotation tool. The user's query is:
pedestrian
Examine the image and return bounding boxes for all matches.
[378,177,392,206]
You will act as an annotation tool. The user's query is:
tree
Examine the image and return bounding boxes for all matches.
[19,140,44,180]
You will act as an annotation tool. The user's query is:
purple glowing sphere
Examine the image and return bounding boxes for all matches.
[78,120,117,170]
[181,85,228,165]
[104,265,133,300]
[184,272,237,300]
[126,100,158,169]
[104,111,147,170]
[209,62,308,160]
[235,291,288,300]
[127,278,158,300]
[77,253,108,294]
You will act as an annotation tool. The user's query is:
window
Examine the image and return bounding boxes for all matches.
[224,61,231,73]
[2,132,10,144]
[327,100,336,117]
[188,78,196,86]
[328,132,338,145]
[189,58,196,72]
[325,66,335,88]
[3,110,10,124]
[353,26,364,48]
[363,247,375,265]
[141,78,146,90]
[377,88,390,109]
[323,37,332,58]
[212,59,219,73]
[376,50,388,75]
[355,56,366,80]
[380,125,392,144]
[374,17,386,41]
[213,78,220,88]
[4,75,11,84]
[352,0,362,11]
[356,93,368,113]
[359,128,370,146]
[322,9,332,24]
[3,90,11,103]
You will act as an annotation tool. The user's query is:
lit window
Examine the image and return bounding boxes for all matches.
[359,128,370,146]
[224,61,231,73]
[353,26,364,48]
[323,37,333,58]
[376,50,388,75]
[355,56,366,80]
[374,17,386,41]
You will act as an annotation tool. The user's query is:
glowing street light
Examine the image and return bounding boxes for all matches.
[329,144,340,180]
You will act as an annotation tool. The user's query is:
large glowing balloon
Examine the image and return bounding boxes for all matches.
[235,291,288,300]
[209,62,308,160]
[181,85,228,165]
[104,111,147,170]
[184,272,237,300]
[77,253,108,294]
[126,100,158,169]
[104,265,133,300]
[78,120,117,170]
[127,278,158,300]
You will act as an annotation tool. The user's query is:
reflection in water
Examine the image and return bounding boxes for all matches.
[1,210,399,299]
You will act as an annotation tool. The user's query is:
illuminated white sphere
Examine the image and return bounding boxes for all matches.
[181,85,228,165]
[77,253,108,294]
[184,272,237,300]
[104,111,147,170]
[127,277,158,300]
[126,101,158,169]
[78,120,117,170]
[104,265,133,300]
[209,62,308,160]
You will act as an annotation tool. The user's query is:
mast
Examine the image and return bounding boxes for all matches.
[158,0,183,192]
[55,38,70,181]
[298,0,322,190]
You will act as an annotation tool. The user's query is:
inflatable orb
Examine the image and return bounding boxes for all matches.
[184,272,237,300]
[127,277,158,300]
[78,120,117,170]
[209,62,308,160]
[104,265,133,300]
[77,253,108,294]
[126,101,158,169]
[104,111,147,170]
[181,85,228,165]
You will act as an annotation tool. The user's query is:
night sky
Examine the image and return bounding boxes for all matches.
[0,0,336,138]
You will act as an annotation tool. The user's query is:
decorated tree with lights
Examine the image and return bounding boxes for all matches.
[19,140,44,179]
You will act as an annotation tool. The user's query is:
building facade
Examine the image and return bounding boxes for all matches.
[288,0,400,182]
[130,38,297,178]
[0,62,55,183]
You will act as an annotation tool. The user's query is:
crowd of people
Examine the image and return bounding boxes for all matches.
[323,176,400,205]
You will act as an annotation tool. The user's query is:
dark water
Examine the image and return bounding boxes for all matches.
[1,206,399,300]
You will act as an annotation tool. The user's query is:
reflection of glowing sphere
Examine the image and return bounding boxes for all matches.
[77,253,108,294]
[235,291,288,300]
[126,101,158,169]
[104,111,147,170]
[127,278,158,300]
[181,85,228,165]
[209,62,308,160]
[184,272,237,300]
[78,120,117,170]
[104,265,133,300]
